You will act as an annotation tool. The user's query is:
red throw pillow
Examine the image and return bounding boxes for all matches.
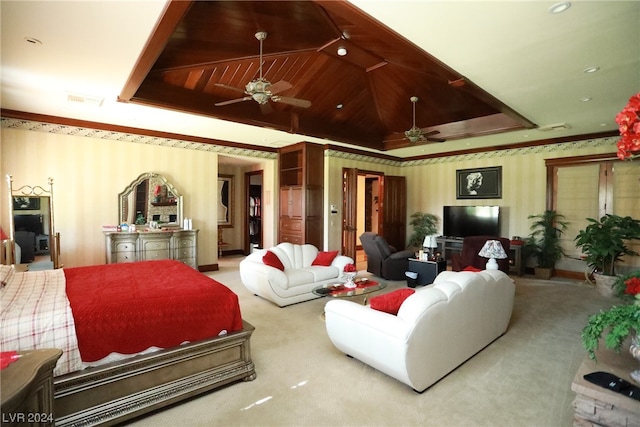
[369,288,415,315]
[262,250,285,271]
[312,250,339,266]
[463,266,482,272]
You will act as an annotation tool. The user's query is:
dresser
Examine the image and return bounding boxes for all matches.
[104,229,198,269]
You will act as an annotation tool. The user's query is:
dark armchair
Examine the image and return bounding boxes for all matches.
[450,235,511,273]
[360,232,415,280]
[14,230,36,263]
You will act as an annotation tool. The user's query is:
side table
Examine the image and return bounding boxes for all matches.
[571,349,640,426]
[1,349,62,427]
[407,259,447,287]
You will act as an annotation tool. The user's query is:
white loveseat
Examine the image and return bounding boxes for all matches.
[239,242,354,307]
[324,270,515,392]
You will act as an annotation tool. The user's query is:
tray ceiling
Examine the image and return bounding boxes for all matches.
[120,0,535,152]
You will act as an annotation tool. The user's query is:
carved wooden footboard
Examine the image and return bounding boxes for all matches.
[54,321,255,427]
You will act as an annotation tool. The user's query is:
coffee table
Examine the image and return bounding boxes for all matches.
[313,278,386,299]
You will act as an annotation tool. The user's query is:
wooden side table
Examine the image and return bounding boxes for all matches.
[1,349,62,426]
[407,259,447,287]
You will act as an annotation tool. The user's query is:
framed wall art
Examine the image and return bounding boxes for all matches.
[456,166,502,199]
[13,196,41,210]
[217,175,234,227]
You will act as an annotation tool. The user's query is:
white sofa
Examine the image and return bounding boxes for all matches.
[324,270,515,392]
[239,242,354,307]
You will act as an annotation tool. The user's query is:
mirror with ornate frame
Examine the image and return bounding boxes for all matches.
[5,175,61,269]
[119,173,183,226]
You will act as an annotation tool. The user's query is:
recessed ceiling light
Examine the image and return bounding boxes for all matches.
[549,2,571,14]
[336,103,343,109]
[579,97,592,102]
[337,47,347,56]
[24,37,42,45]
[583,66,600,74]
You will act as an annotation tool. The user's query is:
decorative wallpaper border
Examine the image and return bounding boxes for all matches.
[399,137,619,167]
[1,117,278,160]
[2,117,617,165]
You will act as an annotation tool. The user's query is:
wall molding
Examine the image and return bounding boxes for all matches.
[2,112,618,166]
[1,116,278,161]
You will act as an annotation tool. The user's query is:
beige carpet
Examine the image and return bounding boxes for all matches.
[126,258,615,427]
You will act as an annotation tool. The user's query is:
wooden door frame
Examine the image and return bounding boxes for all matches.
[342,168,384,261]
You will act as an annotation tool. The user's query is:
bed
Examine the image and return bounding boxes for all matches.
[0,260,256,426]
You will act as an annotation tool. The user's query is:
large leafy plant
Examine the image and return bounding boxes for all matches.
[575,214,640,276]
[525,210,568,269]
[407,212,439,249]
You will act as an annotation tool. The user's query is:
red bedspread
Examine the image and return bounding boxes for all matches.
[64,260,243,362]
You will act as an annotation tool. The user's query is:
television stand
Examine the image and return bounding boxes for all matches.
[436,237,523,276]
[436,237,464,262]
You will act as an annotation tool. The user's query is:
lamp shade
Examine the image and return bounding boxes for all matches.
[478,240,508,270]
[422,234,438,248]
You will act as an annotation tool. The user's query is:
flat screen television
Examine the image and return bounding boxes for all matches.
[14,214,44,236]
[443,206,500,238]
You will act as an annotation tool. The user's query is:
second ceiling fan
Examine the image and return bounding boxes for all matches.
[215,31,311,113]
[404,96,445,143]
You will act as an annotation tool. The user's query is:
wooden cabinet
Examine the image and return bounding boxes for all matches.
[1,349,62,427]
[104,229,198,269]
[278,143,324,248]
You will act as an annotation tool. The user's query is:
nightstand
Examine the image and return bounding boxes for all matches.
[407,259,447,287]
[1,349,62,426]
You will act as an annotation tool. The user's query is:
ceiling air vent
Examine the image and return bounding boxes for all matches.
[66,92,104,107]
[539,123,569,132]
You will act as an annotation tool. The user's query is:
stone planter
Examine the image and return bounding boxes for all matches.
[593,273,618,297]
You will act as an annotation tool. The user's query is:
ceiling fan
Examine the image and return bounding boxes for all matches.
[404,96,445,143]
[214,31,311,112]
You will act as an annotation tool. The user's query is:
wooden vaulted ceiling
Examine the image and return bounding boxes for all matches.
[120,0,535,152]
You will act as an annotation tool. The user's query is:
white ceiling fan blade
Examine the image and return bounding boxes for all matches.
[273,96,311,108]
[214,83,245,93]
[269,80,293,95]
[215,96,252,106]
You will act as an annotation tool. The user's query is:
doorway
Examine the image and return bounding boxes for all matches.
[357,174,382,247]
[245,170,263,254]
[342,169,407,264]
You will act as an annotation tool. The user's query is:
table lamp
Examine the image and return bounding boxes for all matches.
[423,234,439,260]
[478,240,507,270]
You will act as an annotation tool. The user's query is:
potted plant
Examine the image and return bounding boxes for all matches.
[581,304,640,361]
[582,271,640,382]
[524,210,568,280]
[614,270,640,304]
[575,214,640,296]
[407,212,439,249]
